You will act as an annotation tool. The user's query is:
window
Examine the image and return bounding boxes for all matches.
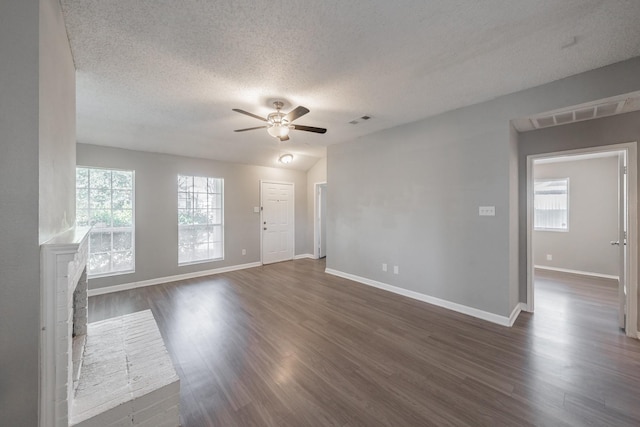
[178,175,223,265]
[76,167,135,276]
[534,178,569,231]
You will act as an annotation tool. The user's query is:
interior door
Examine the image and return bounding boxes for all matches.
[261,181,294,264]
[617,153,627,330]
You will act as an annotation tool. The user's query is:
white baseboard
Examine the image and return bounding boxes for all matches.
[88,262,262,297]
[508,303,526,327]
[324,268,516,327]
[534,265,619,281]
[294,253,315,260]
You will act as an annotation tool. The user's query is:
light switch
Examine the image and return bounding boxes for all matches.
[254,207,260,213]
[479,206,495,216]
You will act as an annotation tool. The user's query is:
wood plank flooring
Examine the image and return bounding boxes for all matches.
[88,260,640,426]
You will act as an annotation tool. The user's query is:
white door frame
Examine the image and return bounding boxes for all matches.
[526,142,638,339]
[314,182,327,259]
[260,180,295,264]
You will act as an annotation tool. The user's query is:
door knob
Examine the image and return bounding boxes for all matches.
[611,240,620,246]
[263,227,267,230]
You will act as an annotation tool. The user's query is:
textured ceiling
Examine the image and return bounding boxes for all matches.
[61,0,640,171]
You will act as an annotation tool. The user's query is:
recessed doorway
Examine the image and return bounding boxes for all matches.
[526,143,638,338]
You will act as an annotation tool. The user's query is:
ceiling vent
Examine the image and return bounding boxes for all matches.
[349,115,373,125]
[529,100,625,129]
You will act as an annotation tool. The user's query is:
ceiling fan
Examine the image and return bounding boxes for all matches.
[233,101,327,141]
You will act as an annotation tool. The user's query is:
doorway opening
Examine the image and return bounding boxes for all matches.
[314,182,327,259]
[526,143,638,338]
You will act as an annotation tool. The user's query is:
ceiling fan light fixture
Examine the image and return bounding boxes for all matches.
[279,153,294,164]
[267,123,290,138]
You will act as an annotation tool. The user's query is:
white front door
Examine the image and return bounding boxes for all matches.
[261,181,294,264]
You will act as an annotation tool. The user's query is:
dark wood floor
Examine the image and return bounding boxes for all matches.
[89,260,640,426]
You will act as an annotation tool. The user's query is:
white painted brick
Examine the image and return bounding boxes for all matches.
[72,311,179,427]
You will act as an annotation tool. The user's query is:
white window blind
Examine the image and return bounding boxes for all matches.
[534,178,569,231]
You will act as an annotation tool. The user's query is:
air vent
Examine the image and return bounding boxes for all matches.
[574,108,595,121]
[555,112,573,124]
[595,103,619,117]
[348,115,373,125]
[531,101,624,129]
[536,116,555,128]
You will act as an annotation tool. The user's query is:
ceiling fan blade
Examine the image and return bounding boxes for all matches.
[234,126,267,132]
[284,106,310,123]
[232,108,267,122]
[278,135,290,142]
[292,124,327,134]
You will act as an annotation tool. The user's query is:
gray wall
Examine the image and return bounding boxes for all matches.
[0,0,76,424]
[77,144,309,290]
[533,156,619,276]
[306,157,327,256]
[328,57,640,318]
[519,110,640,330]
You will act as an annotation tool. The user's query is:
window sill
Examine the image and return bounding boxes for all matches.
[88,269,135,280]
[178,257,224,267]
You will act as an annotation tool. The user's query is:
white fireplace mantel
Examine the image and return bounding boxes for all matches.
[40,226,91,427]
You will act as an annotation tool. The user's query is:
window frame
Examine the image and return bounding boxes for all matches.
[76,166,136,278]
[533,177,570,232]
[177,174,225,266]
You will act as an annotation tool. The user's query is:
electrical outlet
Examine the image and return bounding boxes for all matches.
[394,265,399,275]
[242,249,246,256]
[546,254,552,261]
[382,263,387,272]
[479,206,496,216]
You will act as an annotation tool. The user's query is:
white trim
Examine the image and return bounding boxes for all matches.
[325,268,516,327]
[526,142,638,339]
[40,226,91,427]
[314,182,327,260]
[88,261,261,297]
[534,265,619,281]
[508,303,526,327]
[293,253,315,260]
